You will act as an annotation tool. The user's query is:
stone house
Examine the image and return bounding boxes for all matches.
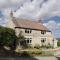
[7,12,57,48]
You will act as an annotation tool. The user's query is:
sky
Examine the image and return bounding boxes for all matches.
[0,0,60,38]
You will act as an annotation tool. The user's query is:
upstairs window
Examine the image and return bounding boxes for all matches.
[25,29,29,33]
[25,29,32,33]
[41,31,46,35]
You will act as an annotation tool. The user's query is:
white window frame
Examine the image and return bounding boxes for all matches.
[25,38,32,44]
[25,29,32,33]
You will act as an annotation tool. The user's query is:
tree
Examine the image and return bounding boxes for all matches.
[0,26,17,50]
[18,31,25,45]
[18,31,27,48]
[57,40,60,47]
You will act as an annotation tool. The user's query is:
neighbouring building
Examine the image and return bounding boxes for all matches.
[7,12,57,48]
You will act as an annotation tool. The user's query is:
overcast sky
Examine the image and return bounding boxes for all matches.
[0,0,60,38]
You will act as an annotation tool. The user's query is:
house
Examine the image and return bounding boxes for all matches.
[7,12,57,48]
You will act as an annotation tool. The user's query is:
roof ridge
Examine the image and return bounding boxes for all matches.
[15,17,43,24]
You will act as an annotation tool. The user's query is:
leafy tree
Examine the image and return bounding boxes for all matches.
[18,31,25,45]
[0,26,17,50]
[18,31,28,48]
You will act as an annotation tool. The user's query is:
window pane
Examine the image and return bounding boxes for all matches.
[41,38,46,43]
[30,40,32,43]
[30,30,32,33]
[27,40,29,43]
[27,30,29,33]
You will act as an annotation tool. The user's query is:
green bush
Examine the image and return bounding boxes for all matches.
[41,45,46,48]
[20,50,43,56]
[41,44,53,49]
[20,50,53,56]
[21,51,32,57]
[22,44,33,49]
[27,45,33,49]
[31,51,42,55]
[57,40,60,46]
[0,26,17,50]
[34,44,41,49]
[46,43,53,49]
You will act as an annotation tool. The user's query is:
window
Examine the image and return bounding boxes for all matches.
[30,30,32,33]
[27,38,29,43]
[25,38,32,44]
[41,31,46,35]
[25,29,32,33]
[30,40,32,43]
[30,38,32,43]
[25,29,29,33]
[41,40,45,43]
[41,38,46,43]
[27,40,29,43]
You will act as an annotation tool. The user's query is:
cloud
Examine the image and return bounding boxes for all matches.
[0,18,7,26]
[0,0,27,26]
[13,0,60,20]
[43,20,60,38]
[0,0,60,20]
[57,23,60,28]
[44,20,57,29]
[0,0,60,26]
[14,0,45,19]
[44,20,60,29]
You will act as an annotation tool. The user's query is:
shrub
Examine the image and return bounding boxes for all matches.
[27,45,33,49]
[21,51,31,57]
[31,51,42,55]
[46,43,53,49]
[20,50,43,56]
[57,40,60,46]
[41,44,46,48]
[22,44,33,49]
[41,44,53,49]
[0,26,17,50]
[34,44,41,49]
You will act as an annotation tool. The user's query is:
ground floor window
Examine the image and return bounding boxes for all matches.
[25,38,32,44]
[20,38,32,45]
[41,38,46,43]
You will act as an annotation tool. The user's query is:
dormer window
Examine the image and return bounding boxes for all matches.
[41,31,46,35]
[25,29,32,33]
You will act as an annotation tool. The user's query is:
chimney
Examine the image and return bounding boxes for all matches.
[38,20,43,23]
[10,11,13,18]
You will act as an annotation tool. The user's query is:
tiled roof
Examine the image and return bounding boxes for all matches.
[12,18,49,31]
